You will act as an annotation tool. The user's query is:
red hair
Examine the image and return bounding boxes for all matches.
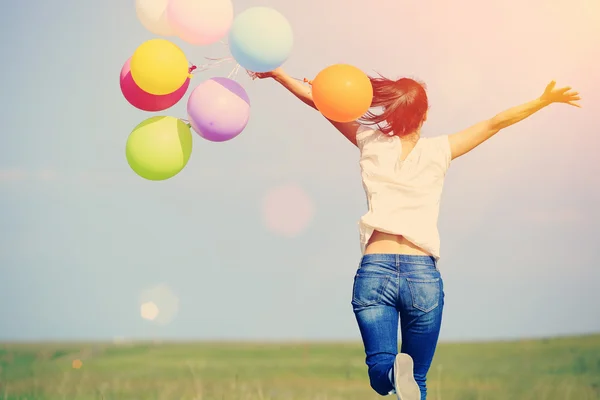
[360,74,429,136]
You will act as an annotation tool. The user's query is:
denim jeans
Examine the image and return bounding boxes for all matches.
[351,254,444,399]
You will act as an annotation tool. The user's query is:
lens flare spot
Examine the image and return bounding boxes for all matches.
[139,285,179,325]
[261,184,315,237]
[140,301,160,321]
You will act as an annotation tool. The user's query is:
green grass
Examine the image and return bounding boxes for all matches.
[1,334,599,399]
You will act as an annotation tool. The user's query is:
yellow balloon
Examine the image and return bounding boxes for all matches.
[130,39,189,95]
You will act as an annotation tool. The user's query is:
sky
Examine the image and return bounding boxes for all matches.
[0,0,599,342]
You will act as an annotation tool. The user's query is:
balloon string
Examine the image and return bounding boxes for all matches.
[204,56,234,62]
[294,77,312,95]
[227,63,241,79]
[191,57,234,73]
[289,76,313,85]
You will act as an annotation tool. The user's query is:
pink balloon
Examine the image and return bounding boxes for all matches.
[119,58,190,112]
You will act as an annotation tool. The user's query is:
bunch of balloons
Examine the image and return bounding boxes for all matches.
[121,0,294,180]
[121,0,374,181]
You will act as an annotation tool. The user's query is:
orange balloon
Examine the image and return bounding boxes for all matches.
[311,64,373,123]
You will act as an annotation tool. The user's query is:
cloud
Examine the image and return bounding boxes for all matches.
[0,168,59,182]
[0,168,27,181]
[36,169,58,181]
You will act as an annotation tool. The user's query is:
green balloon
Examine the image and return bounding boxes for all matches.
[126,116,193,181]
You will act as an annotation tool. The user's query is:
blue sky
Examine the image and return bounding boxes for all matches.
[0,0,599,342]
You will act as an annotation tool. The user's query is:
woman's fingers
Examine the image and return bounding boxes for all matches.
[247,70,271,80]
[557,86,572,94]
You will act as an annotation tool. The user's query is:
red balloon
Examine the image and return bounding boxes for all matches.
[119,58,190,112]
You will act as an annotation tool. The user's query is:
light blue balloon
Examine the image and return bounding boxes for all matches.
[229,7,293,73]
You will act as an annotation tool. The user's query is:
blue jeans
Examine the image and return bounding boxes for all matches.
[351,254,444,399]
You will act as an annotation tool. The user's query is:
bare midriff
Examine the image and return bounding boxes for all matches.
[364,230,430,256]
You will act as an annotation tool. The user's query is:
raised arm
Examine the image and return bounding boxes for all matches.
[448,81,581,160]
[251,68,361,147]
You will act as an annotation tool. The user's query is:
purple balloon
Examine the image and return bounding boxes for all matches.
[187,77,251,142]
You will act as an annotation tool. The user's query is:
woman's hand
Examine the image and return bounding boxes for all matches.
[540,81,581,107]
[247,67,284,80]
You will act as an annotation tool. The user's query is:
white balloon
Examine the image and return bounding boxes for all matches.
[167,0,234,46]
[135,0,176,37]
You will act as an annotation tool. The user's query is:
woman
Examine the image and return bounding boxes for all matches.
[252,68,580,400]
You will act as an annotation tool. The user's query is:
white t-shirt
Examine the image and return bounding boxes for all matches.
[356,125,452,260]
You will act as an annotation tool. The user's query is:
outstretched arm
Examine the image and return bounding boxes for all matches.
[252,68,361,147]
[448,81,580,160]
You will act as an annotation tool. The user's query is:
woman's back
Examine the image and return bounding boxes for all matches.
[357,126,452,259]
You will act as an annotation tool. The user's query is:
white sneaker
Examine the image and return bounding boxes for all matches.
[393,353,421,400]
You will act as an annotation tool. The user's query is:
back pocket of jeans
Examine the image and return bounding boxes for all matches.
[406,277,440,313]
[352,272,391,308]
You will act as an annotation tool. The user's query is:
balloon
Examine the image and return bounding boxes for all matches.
[229,7,293,73]
[311,64,374,123]
[126,116,193,181]
[120,58,190,112]
[187,77,250,142]
[167,0,233,45]
[130,39,189,96]
[135,0,175,36]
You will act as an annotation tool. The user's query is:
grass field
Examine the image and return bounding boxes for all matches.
[1,334,599,400]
